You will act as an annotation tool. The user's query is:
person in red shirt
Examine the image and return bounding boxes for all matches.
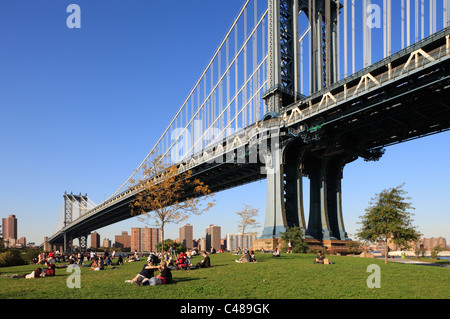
[176,252,188,269]
[44,261,55,276]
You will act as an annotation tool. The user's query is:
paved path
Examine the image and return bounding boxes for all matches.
[382,258,450,268]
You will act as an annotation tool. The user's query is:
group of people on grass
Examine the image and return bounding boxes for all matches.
[235,248,257,263]
[126,251,212,287]
[5,243,334,284]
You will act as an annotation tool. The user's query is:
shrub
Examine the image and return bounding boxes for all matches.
[0,249,27,267]
[431,245,444,259]
[280,226,309,253]
[21,248,42,264]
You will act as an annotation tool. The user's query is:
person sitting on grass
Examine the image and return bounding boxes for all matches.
[146,260,173,286]
[250,251,257,262]
[195,251,211,268]
[44,261,56,276]
[314,251,325,264]
[126,255,160,286]
[186,249,193,266]
[236,250,252,263]
[89,257,104,271]
[314,251,333,264]
[177,251,188,270]
[127,251,140,262]
[116,255,123,265]
[272,248,280,257]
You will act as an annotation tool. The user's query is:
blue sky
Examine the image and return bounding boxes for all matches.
[0,0,449,246]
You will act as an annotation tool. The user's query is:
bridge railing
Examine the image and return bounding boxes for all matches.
[284,26,450,129]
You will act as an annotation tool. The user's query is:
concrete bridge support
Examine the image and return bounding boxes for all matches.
[261,139,352,241]
[261,0,346,242]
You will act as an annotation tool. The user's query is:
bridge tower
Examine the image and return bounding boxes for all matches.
[262,0,350,242]
[63,192,89,252]
[264,0,340,113]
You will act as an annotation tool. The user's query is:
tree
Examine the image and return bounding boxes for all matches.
[431,245,444,259]
[130,154,215,252]
[356,184,422,264]
[156,239,186,254]
[236,204,261,234]
[280,226,308,253]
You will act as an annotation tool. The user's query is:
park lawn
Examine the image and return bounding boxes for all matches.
[0,252,448,299]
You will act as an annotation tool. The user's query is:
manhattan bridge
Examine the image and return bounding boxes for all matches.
[48,0,450,252]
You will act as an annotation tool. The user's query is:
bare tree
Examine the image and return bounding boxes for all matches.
[236,204,260,234]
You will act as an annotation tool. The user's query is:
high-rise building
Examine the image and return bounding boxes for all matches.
[206,224,221,252]
[103,238,111,248]
[115,231,131,248]
[2,214,17,240]
[90,232,100,249]
[226,233,258,251]
[421,237,447,250]
[131,227,161,252]
[198,237,206,252]
[19,237,27,247]
[179,223,193,249]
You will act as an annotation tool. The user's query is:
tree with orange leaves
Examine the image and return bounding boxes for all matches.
[236,204,260,235]
[130,154,215,251]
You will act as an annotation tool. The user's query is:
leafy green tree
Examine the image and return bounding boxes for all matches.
[356,184,422,264]
[431,245,444,259]
[156,239,186,254]
[414,246,426,258]
[280,226,308,253]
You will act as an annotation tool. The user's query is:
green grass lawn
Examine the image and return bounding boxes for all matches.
[0,252,448,299]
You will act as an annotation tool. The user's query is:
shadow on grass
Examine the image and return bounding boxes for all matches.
[172,277,203,284]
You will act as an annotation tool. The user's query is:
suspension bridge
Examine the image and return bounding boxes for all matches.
[47,0,450,252]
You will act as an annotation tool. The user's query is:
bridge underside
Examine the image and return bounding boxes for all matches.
[50,28,450,250]
[50,61,450,248]
[48,161,267,250]
[261,51,450,240]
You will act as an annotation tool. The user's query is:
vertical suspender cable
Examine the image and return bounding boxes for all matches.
[407,0,411,46]
[352,0,355,74]
[402,0,405,48]
[421,0,425,39]
[430,0,436,35]
[344,0,348,77]
[383,0,386,58]
[388,0,391,56]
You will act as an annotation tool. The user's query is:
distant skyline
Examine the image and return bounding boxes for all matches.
[0,1,449,245]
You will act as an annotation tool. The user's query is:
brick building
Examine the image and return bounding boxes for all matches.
[179,223,193,249]
[131,227,161,252]
[115,231,131,249]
